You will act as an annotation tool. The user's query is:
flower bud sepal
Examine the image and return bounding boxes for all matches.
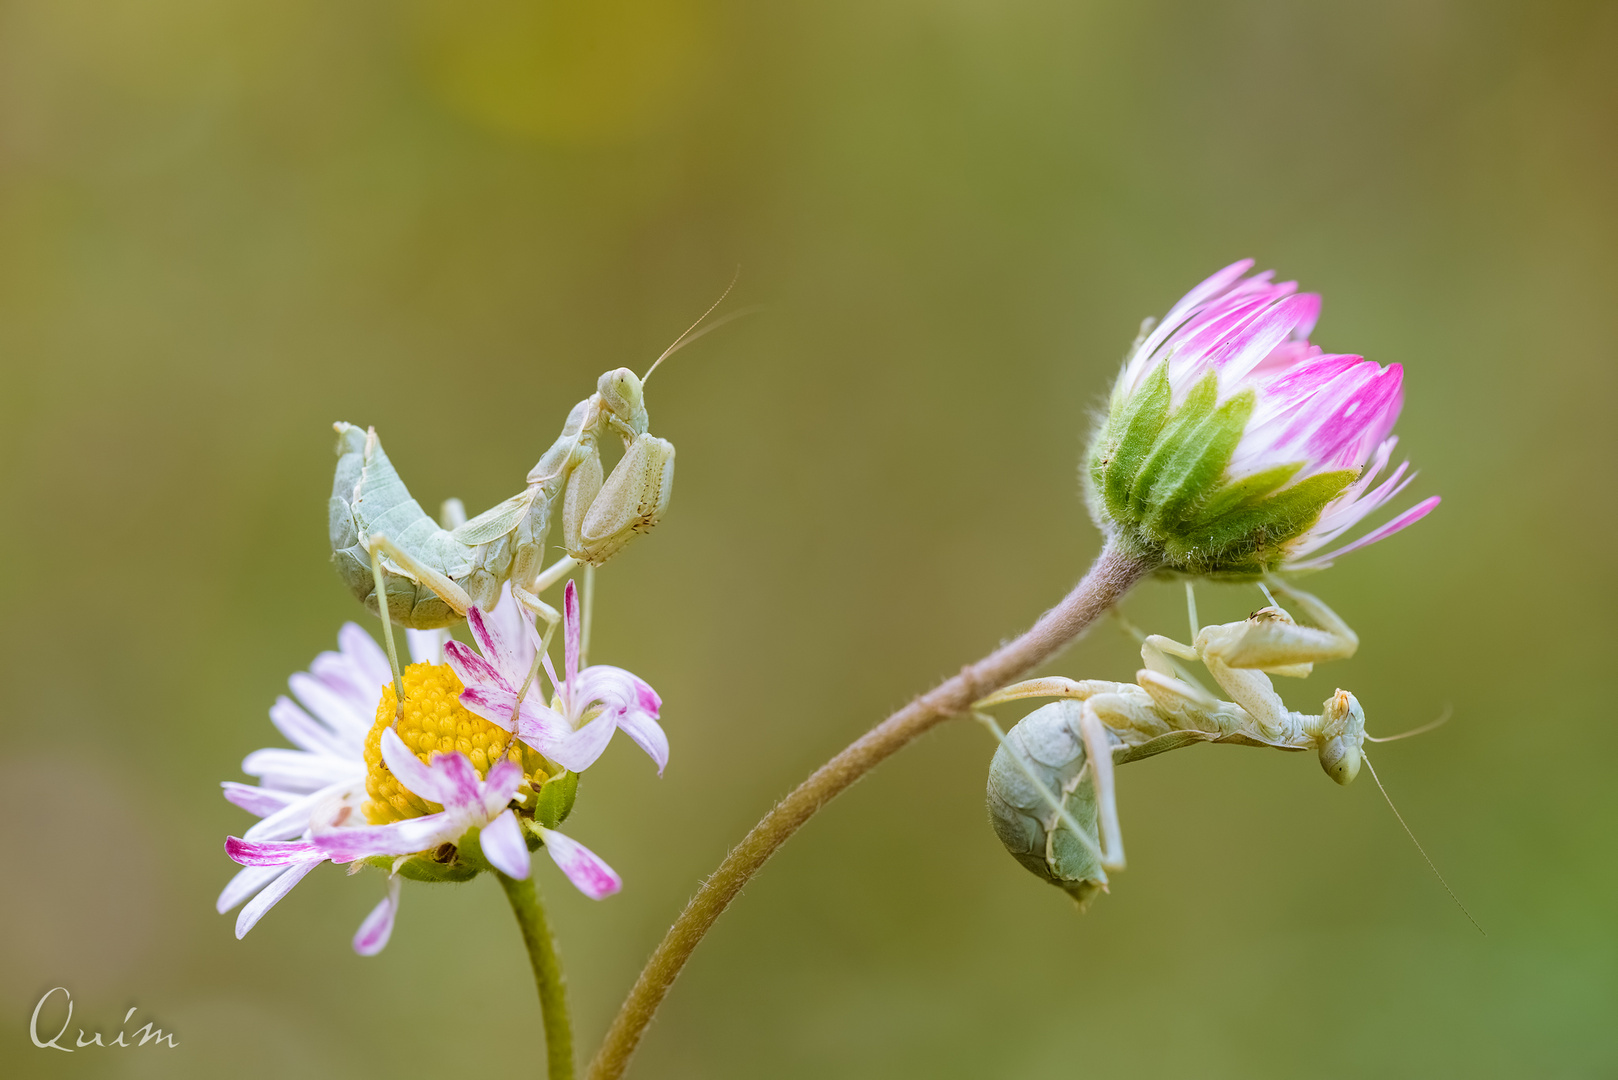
[359,847,480,885]
[531,769,579,831]
[1087,361,1358,579]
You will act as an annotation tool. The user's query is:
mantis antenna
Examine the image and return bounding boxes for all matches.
[642,268,761,384]
[1362,750,1485,935]
[1366,704,1453,743]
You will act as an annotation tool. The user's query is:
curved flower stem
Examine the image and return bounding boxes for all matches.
[499,871,575,1080]
[587,540,1154,1079]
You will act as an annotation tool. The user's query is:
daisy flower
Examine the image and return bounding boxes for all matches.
[221,608,623,956]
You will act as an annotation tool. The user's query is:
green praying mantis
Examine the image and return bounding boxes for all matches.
[329,365,673,636]
[981,578,1472,924]
[327,289,750,643]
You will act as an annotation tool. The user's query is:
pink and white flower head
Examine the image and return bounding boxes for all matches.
[447,580,667,775]
[1087,259,1440,576]
[220,619,619,956]
[301,728,622,900]
[217,623,447,955]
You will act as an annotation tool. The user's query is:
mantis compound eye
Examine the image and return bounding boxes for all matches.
[599,367,645,416]
[1318,735,1362,785]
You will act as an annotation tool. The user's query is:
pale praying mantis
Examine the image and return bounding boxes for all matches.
[329,366,673,638]
[980,577,1472,925]
[328,287,755,642]
[328,286,752,713]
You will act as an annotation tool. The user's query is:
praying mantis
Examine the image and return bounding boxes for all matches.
[328,284,753,642]
[329,366,674,637]
[326,285,752,726]
[982,578,1460,913]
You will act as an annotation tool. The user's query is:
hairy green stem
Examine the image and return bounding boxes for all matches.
[587,540,1154,1079]
[499,871,574,1080]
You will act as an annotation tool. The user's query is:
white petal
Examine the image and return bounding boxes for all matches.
[242,748,365,792]
[242,779,364,841]
[407,628,449,666]
[563,580,581,688]
[546,712,617,773]
[616,710,670,776]
[234,861,319,938]
[217,863,284,914]
[313,814,457,863]
[338,622,393,695]
[289,672,373,744]
[480,810,530,879]
[221,782,298,819]
[380,729,471,807]
[268,697,352,758]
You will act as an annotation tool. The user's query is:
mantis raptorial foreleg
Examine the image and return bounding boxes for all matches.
[1202,578,1358,673]
[1131,581,1360,740]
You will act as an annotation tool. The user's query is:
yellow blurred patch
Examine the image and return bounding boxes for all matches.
[411,0,713,143]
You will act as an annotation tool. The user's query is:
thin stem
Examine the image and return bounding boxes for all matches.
[587,540,1154,1079]
[499,871,575,1080]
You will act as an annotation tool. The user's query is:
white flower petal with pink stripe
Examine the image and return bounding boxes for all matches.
[537,826,622,899]
[450,580,667,776]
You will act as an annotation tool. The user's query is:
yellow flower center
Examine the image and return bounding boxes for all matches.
[362,661,550,825]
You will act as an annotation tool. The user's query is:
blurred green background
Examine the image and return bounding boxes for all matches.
[2,0,1614,1076]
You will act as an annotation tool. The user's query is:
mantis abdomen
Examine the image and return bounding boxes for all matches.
[329,423,520,630]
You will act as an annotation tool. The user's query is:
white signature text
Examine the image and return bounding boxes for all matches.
[30,987,177,1051]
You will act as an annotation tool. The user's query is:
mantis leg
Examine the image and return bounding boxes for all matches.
[368,544,406,718]
[1077,700,1125,872]
[508,540,566,655]
[1133,670,1244,737]
[1195,654,1291,739]
[974,677,1131,710]
[1141,633,1201,680]
[368,534,475,616]
[534,555,577,595]
[1260,577,1358,657]
[1203,580,1358,672]
[510,582,563,653]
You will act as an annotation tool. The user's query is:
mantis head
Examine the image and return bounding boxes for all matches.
[1317,689,1366,786]
[599,368,649,433]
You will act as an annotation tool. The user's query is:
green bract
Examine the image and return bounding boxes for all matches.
[1086,362,1355,578]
